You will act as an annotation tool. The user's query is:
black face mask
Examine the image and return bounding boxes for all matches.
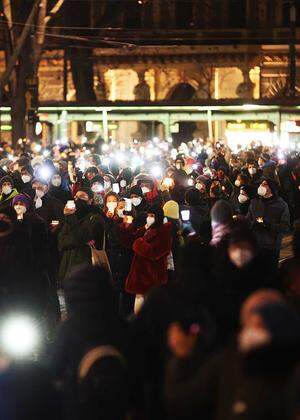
[76,198,89,210]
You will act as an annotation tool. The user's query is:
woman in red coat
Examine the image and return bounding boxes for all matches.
[125,206,172,303]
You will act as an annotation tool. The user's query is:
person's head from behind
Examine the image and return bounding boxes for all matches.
[185,188,200,206]
[64,264,115,318]
[0,362,62,420]
[228,221,257,268]
[210,199,232,228]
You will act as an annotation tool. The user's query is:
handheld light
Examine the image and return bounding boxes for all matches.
[1,315,40,358]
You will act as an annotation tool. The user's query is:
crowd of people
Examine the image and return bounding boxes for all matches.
[0,135,300,420]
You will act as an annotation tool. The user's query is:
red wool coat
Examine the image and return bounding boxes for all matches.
[125,223,172,295]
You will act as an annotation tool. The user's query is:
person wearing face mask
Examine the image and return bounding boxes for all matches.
[244,159,262,187]
[184,188,211,241]
[125,206,172,306]
[137,176,163,208]
[11,193,50,313]
[174,157,188,187]
[247,178,290,267]
[32,178,64,226]
[0,211,35,299]
[117,167,133,197]
[49,173,72,206]
[129,185,149,228]
[103,174,115,193]
[165,298,300,420]
[216,221,276,339]
[17,165,35,196]
[0,176,18,212]
[82,167,99,189]
[236,185,253,216]
[58,188,105,281]
[90,175,105,208]
[231,173,250,214]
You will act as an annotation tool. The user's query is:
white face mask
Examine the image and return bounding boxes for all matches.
[238,328,271,353]
[2,186,12,195]
[21,175,31,184]
[235,179,241,187]
[107,202,117,212]
[104,181,111,190]
[229,247,254,268]
[131,197,142,207]
[14,205,27,216]
[146,216,155,228]
[35,197,43,209]
[175,163,181,170]
[91,183,103,193]
[117,209,124,218]
[257,185,267,197]
[238,194,248,204]
[52,177,61,187]
[248,167,257,175]
[35,189,45,198]
[141,187,150,195]
[120,180,127,188]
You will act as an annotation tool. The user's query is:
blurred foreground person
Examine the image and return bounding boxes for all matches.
[52,265,128,420]
[165,293,300,420]
[0,363,62,420]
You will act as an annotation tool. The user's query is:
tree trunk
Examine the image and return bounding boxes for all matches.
[11,39,34,145]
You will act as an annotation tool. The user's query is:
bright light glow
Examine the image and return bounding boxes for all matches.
[192,164,198,170]
[34,144,42,153]
[43,150,50,157]
[40,166,51,180]
[35,122,43,136]
[188,179,194,186]
[102,157,110,166]
[81,136,87,144]
[102,144,109,152]
[151,166,162,178]
[167,137,173,143]
[225,129,273,153]
[116,153,125,164]
[86,121,94,132]
[131,156,144,169]
[163,178,173,187]
[153,137,159,144]
[1,316,39,357]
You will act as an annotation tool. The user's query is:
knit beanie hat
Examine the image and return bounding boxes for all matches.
[260,152,270,162]
[12,193,32,210]
[0,175,14,189]
[163,200,179,220]
[129,185,143,197]
[211,199,232,225]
